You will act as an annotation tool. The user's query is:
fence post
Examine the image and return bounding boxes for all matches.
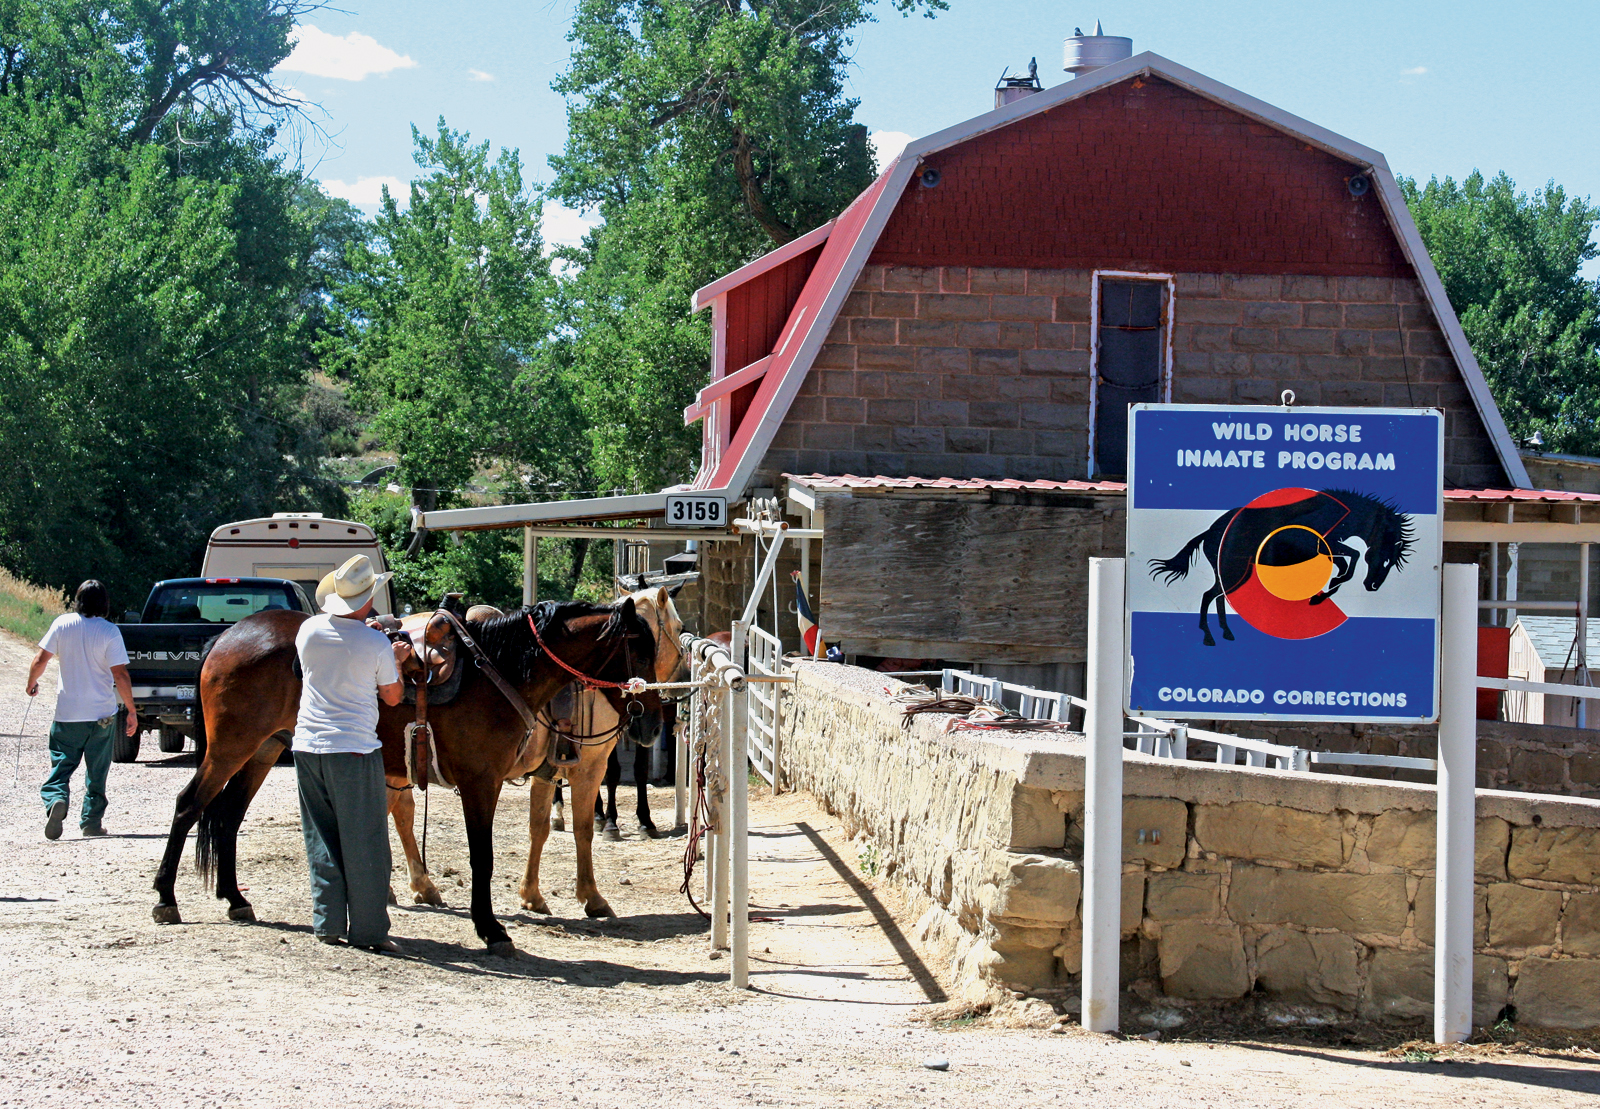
[1435,562,1477,1043]
[710,677,732,953]
[1082,557,1126,1034]
[730,680,751,988]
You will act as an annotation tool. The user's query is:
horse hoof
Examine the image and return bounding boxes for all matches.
[1222,630,1235,641]
[487,940,519,959]
[227,905,256,923]
[552,816,566,833]
[603,824,621,842]
[585,902,616,919]
[152,903,182,925]
[640,824,659,839]
[413,887,445,907]
[520,897,550,914]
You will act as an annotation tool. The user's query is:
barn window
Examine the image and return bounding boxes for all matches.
[1088,273,1173,479]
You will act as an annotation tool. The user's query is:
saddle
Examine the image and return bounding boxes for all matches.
[378,597,548,792]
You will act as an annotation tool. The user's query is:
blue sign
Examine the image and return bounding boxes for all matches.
[1124,404,1443,724]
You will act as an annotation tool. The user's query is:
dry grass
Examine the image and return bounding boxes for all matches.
[0,567,65,644]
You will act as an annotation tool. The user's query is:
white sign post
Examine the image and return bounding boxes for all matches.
[1435,563,1477,1042]
[1082,557,1126,1033]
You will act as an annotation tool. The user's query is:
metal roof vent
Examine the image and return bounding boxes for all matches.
[994,58,1043,109]
[1064,21,1132,78]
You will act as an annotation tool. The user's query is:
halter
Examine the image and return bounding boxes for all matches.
[527,612,643,692]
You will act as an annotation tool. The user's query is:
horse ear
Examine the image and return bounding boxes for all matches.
[656,585,669,609]
[668,582,684,599]
[617,596,637,621]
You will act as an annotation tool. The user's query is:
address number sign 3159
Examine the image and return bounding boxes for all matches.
[664,495,726,528]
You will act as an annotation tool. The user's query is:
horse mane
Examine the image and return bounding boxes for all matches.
[468,600,637,685]
[1327,488,1416,564]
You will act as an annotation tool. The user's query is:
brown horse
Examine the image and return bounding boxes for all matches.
[383,588,687,922]
[151,594,672,954]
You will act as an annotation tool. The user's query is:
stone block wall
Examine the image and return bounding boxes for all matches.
[781,661,1600,1027]
[752,264,1505,489]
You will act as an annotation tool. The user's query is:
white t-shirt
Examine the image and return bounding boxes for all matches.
[40,613,129,723]
[292,614,400,755]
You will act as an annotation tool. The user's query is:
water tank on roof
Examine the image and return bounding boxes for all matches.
[1064,21,1132,78]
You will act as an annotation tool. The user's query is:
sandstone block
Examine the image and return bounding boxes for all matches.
[1562,893,1600,956]
[1227,865,1409,935]
[1509,825,1600,885]
[1009,785,1066,849]
[992,853,1081,924]
[1477,817,1510,881]
[1360,949,1508,1025]
[975,938,1057,989]
[1486,883,1561,949]
[1124,871,1145,935]
[1513,957,1600,1029]
[1365,810,1433,869]
[1146,871,1221,921]
[1194,802,1343,868]
[1413,880,1488,947]
[1158,921,1250,1000]
[1253,929,1362,1008]
[1124,797,1188,868]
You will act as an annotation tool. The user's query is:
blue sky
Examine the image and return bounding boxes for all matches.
[277,0,1600,259]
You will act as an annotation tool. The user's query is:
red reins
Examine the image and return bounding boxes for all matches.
[527,612,636,691]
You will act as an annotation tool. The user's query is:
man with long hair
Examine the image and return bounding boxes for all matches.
[26,580,138,839]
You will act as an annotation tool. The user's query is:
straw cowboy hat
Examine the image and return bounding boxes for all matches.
[316,555,393,616]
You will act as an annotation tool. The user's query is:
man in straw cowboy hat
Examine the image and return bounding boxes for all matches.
[294,554,411,952]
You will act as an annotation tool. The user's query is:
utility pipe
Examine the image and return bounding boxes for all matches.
[1081,557,1126,1034]
[1435,563,1478,1043]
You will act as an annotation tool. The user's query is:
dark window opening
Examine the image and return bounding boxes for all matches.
[1094,279,1166,478]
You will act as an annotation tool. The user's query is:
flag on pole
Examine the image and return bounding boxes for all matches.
[791,570,825,657]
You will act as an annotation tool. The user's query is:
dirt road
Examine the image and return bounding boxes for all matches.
[1,628,1597,1107]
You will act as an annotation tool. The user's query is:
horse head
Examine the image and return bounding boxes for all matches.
[622,584,689,685]
[1361,500,1414,591]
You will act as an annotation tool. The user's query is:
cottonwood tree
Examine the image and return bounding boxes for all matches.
[1403,171,1600,455]
[0,0,342,602]
[548,0,945,493]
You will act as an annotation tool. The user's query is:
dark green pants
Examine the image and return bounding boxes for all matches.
[295,749,391,945]
[41,719,112,828]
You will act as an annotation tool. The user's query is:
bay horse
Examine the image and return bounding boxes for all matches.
[1148,487,1414,646]
[151,592,677,955]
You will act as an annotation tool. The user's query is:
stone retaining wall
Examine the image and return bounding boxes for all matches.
[780,661,1600,1028]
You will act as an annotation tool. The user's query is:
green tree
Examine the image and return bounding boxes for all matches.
[331,120,559,523]
[0,1,344,604]
[548,0,943,492]
[1403,171,1600,454]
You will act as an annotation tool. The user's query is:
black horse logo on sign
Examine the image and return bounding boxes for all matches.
[1147,488,1415,646]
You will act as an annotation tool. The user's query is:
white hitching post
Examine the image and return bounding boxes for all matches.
[710,679,732,952]
[1435,562,1477,1043]
[729,672,751,988]
[1082,557,1126,1033]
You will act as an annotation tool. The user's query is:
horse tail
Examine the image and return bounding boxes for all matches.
[195,765,251,884]
[1148,531,1207,583]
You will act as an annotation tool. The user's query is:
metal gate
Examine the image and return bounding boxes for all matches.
[745,625,782,790]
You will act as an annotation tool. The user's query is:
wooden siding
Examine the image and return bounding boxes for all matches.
[723,242,825,435]
[871,76,1412,278]
[819,495,1123,664]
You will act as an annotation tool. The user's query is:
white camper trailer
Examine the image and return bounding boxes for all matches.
[200,513,394,615]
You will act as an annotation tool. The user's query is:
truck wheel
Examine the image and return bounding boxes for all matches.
[111,708,140,764]
[158,725,186,754]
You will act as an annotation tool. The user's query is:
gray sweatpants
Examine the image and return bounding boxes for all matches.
[295,749,391,945]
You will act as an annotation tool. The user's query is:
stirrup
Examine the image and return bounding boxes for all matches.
[550,736,581,768]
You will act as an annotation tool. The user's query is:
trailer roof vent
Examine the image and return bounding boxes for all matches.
[1064,20,1132,79]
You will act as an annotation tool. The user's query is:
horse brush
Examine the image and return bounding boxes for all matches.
[11,696,35,786]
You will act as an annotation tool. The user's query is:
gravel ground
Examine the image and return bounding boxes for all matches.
[2,629,1599,1107]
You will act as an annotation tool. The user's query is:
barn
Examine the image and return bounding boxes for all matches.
[417,37,1600,713]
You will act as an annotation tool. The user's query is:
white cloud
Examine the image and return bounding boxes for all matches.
[322,176,406,208]
[468,69,495,83]
[1402,65,1429,76]
[542,200,602,251]
[278,25,417,81]
[869,131,913,174]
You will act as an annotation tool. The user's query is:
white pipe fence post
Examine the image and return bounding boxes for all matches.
[522,526,537,606]
[730,679,751,988]
[1435,562,1477,1043]
[1082,557,1126,1034]
[710,682,730,953]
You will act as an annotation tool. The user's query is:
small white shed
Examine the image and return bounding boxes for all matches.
[1507,616,1598,727]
